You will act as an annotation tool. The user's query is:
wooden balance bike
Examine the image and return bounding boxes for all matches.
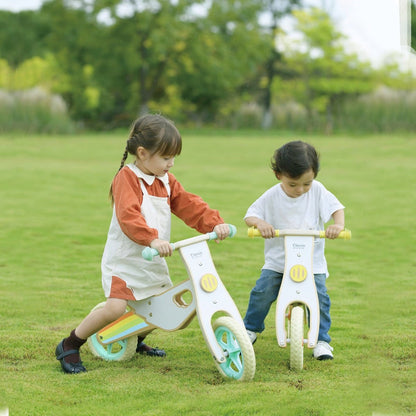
[248,227,351,371]
[87,225,255,381]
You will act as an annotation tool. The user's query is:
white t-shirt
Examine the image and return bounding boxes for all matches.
[245,180,344,276]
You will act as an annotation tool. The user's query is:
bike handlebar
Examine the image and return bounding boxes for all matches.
[247,227,351,240]
[142,224,237,261]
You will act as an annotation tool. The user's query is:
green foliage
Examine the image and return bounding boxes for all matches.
[174,5,268,122]
[0,59,11,87]
[248,0,303,128]
[412,0,416,50]
[0,54,68,91]
[39,0,105,122]
[0,10,50,67]
[13,0,268,126]
[0,1,414,131]
[1,131,415,415]
[277,8,375,132]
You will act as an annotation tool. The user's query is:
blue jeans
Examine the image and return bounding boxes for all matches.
[243,269,331,343]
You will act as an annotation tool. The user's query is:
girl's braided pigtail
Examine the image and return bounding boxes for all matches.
[109,143,130,205]
[118,144,129,172]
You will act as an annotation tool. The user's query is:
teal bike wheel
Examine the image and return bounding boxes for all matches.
[213,316,255,381]
[86,302,137,361]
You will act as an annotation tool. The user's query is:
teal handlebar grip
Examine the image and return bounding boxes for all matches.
[208,224,237,241]
[142,247,159,261]
[142,224,237,261]
[142,244,175,261]
[229,224,237,237]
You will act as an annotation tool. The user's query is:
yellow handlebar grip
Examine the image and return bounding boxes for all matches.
[247,227,260,237]
[248,227,351,239]
[248,227,280,237]
[338,229,352,240]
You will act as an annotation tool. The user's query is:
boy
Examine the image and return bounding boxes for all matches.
[243,141,344,360]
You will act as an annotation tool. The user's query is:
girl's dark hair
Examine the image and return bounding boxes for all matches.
[109,114,182,203]
[271,141,320,178]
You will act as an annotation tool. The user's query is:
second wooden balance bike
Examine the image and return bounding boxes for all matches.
[87,224,256,381]
[248,227,351,371]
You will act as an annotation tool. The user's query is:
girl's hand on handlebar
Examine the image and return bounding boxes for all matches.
[325,224,344,239]
[213,223,230,242]
[150,238,173,257]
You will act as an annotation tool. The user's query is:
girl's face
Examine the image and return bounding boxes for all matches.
[276,169,315,198]
[136,148,175,177]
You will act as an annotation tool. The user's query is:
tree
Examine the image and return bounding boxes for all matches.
[411,0,416,50]
[0,10,50,68]
[173,0,268,123]
[256,0,303,128]
[94,0,198,118]
[277,7,375,133]
[40,0,104,122]
[70,0,267,124]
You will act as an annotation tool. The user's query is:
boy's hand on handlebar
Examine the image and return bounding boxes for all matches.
[251,219,275,239]
[213,223,230,242]
[150,238,173,257]
[325,224,344,239]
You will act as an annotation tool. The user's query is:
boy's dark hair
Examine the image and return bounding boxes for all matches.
[271,141,320,178]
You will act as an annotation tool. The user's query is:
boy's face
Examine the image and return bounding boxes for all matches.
[276,169,315,199]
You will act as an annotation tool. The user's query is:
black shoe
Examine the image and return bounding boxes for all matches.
[55,340,87,374]
[136,341,166,357]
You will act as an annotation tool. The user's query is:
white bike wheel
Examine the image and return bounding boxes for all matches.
[87,302,137,362]
[289,306,304,371]
[213,316,256,381]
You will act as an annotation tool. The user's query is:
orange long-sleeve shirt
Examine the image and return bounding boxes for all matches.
[112,166,224,246]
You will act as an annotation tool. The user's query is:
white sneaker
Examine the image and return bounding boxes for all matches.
[313,341,333,360]
[246,330,257,344]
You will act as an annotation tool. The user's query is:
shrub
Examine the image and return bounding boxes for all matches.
[0,87,76,134]
[336,86,416,133]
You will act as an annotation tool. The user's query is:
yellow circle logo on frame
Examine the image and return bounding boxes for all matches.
[200,274,218,292]
[290,265,307,282]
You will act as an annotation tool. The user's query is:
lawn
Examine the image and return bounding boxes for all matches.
[1,130,415,415]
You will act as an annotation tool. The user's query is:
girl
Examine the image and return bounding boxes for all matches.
[243,141,345,360]
[56,114,230,373]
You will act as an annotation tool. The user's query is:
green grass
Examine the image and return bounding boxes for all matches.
[1,130,415,415]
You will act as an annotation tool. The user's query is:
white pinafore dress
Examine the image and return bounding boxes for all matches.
[101,164,173,301]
